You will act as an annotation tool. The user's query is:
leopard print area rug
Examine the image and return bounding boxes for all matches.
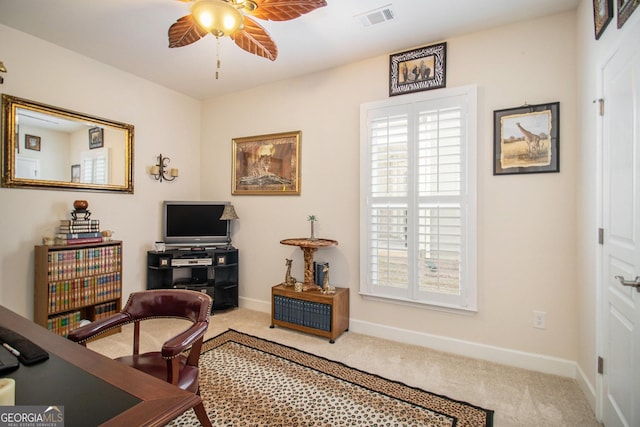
[168,329,493,426]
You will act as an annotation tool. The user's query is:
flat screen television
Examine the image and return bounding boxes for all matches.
[162,201,230,247]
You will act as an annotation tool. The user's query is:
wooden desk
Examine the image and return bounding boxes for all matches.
[0,305,200,426]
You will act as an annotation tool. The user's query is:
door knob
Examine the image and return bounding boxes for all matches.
[614,276,640,292]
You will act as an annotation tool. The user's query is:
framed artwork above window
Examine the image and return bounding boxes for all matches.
[389,42,447,97]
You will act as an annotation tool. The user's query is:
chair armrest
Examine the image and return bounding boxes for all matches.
[161,321,209,358]
[67,312,131,343]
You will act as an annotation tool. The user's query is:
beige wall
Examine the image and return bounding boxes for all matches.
[202,11,579,369]
[1,6,610,400]
[0,24,203,316]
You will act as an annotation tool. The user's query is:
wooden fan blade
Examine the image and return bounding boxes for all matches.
[230,16,278,61]
[168,14,208,48]
[249,0,327,22]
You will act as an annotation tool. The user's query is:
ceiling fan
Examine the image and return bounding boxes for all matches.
[168,0,328,61]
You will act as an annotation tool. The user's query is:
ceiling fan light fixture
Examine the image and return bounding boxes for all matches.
[190,0,243,37]
[233,0,257,13]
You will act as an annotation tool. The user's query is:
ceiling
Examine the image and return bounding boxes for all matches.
[0,0,580,100]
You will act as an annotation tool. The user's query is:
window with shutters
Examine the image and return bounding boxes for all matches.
[360,85,477,311]
[80,148,110,184]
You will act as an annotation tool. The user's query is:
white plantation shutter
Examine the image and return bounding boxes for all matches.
[80,148,110,184]
[360,86,477,310]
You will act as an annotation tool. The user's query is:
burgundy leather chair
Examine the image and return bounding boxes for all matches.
[68,289,213,427]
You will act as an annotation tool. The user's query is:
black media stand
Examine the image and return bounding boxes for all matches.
[146,247,238,311]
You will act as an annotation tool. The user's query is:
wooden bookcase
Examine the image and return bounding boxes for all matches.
[34,240,123,337]
[270,284,349,343]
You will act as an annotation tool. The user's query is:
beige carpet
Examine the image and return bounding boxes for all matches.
[88,307,600,426]
[167,329,492,426]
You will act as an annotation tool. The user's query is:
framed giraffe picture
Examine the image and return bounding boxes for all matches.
[493,102,560,175]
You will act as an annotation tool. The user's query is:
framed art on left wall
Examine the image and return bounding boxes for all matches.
[232,131,301,195]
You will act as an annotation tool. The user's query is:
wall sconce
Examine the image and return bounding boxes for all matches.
[0,61,6,84]
[150,154,178,182]
[220,204,239,249]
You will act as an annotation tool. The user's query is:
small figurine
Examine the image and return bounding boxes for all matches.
[321,264,335,294]
[282,258,298,287]
[294,282,303,292]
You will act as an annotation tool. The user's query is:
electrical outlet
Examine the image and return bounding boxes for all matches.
[533,311,547,329]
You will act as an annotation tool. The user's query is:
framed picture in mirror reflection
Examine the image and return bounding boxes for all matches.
[89,127,104,149]
[71,164,81,183]
[25,134,41,151]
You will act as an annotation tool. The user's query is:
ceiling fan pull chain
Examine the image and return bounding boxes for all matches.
[215,36,221,80]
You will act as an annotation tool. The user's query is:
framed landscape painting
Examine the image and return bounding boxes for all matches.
[493,102,560,175]
[232,131,301,195]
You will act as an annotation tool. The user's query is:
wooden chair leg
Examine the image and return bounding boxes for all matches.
[193,401,212,427]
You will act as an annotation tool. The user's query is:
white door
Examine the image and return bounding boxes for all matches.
[601,24,640,427]
[15,156,40,179]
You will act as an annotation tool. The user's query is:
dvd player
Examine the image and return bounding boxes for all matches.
[171,257,213,267]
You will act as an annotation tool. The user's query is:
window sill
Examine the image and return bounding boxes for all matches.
[359,291,478,315]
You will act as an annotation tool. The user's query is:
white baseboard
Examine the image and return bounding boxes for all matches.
[575,364,597,414]
[239,296,270,313]
[239,297,584,380]
[351,318,579,378]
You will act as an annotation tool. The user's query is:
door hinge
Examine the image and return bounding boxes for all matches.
[598,356,604,374]
[598,228,604,245]
[594,98,605,116]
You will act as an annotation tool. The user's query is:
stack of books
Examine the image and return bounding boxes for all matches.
[47,310,81,337]
[273,295,332,332]
[55,219,102,245]
[94,301,119,320]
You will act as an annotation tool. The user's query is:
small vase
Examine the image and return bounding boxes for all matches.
[309,221,316,240]
[73,200,89,210]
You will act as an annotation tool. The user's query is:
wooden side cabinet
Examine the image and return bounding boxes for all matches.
[34,240,123,337]
[270,284,349,343]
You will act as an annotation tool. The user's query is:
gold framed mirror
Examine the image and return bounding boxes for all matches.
[1,94,134,193]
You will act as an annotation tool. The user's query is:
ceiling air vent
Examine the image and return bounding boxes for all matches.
[355,4,395,27]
